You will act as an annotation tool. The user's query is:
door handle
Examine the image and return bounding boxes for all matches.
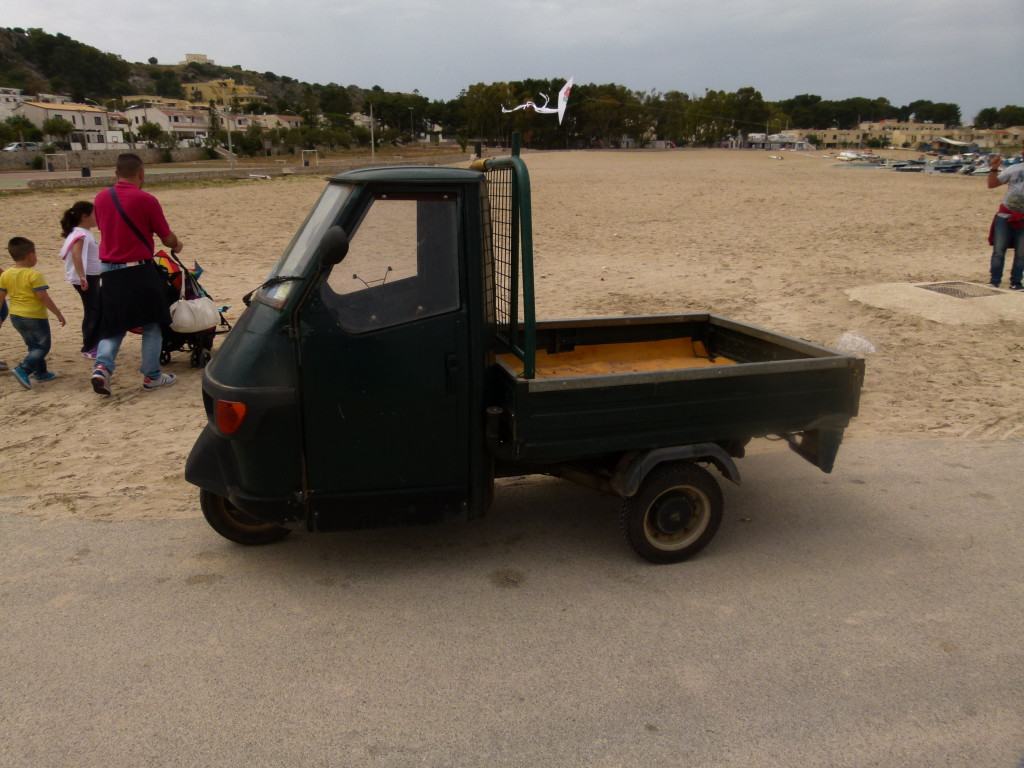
[445,353,459,396]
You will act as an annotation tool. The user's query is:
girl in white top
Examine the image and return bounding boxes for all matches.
[59,201,102,357]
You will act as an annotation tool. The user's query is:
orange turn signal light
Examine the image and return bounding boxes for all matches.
[215,400,247,434]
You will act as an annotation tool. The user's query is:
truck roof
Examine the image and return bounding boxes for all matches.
[328,166,483,185]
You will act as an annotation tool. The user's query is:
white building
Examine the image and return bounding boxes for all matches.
[180,53,215,66]
[14,101,111,149]
[746,132,812,151]
[350,112,375,130]
[254,114,304,132]
[33,93,74,105]
[0,87,25,119]
[123,104,211,144]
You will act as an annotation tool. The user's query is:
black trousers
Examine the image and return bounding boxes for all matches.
[74,274,102,352]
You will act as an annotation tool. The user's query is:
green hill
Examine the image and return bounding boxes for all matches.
[0,26,361,113]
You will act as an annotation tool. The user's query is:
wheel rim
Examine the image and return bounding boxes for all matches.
[643,485,712,551]
[221,498,280,533]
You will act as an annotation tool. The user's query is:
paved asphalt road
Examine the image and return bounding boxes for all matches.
[2,438,1022,768]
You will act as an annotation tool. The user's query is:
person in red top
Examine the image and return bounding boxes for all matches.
[90,153,185,395]
[987,151,1024,290]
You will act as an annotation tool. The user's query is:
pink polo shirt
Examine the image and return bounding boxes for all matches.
[94,180,173,263]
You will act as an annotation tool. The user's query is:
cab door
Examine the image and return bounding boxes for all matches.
[297,190,472,529]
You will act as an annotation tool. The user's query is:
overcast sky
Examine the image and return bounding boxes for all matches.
[8,0,1023,123]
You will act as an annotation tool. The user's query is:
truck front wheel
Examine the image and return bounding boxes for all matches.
[200,489,291,545]
[621,463,723,564]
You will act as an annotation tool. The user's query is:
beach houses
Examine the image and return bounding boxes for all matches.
[14,101,112,149]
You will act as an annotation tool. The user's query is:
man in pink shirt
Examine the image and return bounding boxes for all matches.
[91,153,185,395]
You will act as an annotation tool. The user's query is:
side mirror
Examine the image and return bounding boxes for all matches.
[318,226,350,266]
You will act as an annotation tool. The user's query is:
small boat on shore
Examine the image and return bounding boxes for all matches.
[928,158,964,174]
[892,159,926,172]
[838,150,884,164]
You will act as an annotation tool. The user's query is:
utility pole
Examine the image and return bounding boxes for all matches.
[220,104,234,168]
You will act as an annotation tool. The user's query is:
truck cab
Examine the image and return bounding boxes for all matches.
[187,166,495,538]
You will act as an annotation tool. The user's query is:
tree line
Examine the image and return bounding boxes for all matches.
[440,82,980,149]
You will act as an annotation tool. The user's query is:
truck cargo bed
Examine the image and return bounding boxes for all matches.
[489,314,864,467]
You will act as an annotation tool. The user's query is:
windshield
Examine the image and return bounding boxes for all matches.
[270,182,352,279]
[257,182,352,307]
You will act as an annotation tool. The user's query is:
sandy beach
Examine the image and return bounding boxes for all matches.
[1,149,1019,522]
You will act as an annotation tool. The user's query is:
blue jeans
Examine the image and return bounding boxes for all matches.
[95,262,164,379]
[96,324,163,379]
[990,215,1024,286]
[10,315,51,376]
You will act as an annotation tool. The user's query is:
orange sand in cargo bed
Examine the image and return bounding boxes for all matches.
[498,338,736,379]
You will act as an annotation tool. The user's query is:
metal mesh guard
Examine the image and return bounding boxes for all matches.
[487,169,514,332]
[917,282,1003,299]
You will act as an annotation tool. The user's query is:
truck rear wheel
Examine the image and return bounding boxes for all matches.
[200,489,291,545]
[621,463,723,564]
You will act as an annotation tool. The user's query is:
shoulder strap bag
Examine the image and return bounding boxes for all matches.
[109,186,153,252]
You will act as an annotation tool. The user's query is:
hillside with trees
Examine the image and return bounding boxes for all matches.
[1,26,1021,153]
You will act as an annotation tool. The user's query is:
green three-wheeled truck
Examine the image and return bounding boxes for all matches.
[185,142,864,563]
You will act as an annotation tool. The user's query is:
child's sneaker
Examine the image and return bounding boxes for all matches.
[82,347,98,360]
[91,365,111,396]
[12,367,32,389]
[34,371,57,383]
[142,373,176,391]
[0,359,8,371]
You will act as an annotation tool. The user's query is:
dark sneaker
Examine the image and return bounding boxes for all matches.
[1010,284,1024,291]
[142,373,176,391]
[12,367,32,389]
[34,371,57,382]
[988,281,1000,288]
[91,365,111,395]
[0,359,8,371]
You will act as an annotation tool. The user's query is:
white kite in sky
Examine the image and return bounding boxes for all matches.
[502,77,574,124]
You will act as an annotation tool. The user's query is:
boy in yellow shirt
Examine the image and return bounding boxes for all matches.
[0,237,66,389]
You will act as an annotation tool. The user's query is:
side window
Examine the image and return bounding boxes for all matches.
[325,192,459,332]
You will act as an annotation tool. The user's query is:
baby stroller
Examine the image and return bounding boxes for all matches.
[155,250,231,368]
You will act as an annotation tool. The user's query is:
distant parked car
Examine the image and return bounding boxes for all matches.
[2,142,41,152]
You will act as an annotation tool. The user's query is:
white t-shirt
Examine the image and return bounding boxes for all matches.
[60,227,101,285]
[997,163,1024,212]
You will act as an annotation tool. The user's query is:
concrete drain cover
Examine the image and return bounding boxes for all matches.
[917,282,1002,299]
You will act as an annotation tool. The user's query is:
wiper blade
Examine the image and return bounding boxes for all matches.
[242,275,303,306]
